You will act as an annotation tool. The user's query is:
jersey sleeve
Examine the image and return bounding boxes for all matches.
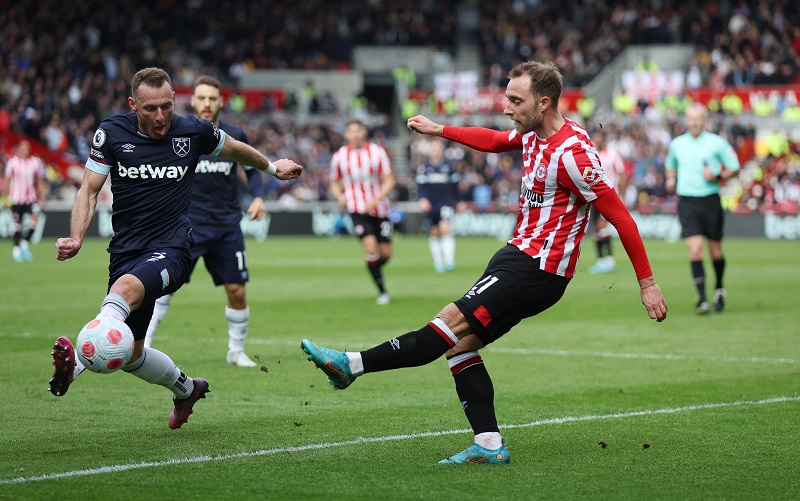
[718,137,740,171]
[664,140,678,171]
[245,168,265,199]
[196,117,226,156]
[592,191,653,280]
[560,142,614,203]
[86,125,114,175]
[442,126,522,153]
[377,145,393,175]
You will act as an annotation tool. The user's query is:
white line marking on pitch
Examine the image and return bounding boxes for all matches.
[3,332,797,364]
[2,396,798,485]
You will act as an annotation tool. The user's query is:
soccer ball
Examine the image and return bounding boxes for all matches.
[76,316,135,374]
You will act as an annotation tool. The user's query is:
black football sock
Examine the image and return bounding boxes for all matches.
[361,324,452,373]
[712,257,725,290]
[691,260,706,302]
[449,354,499,434]
[366,261,386,294]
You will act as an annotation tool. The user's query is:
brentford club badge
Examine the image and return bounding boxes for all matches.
[535,164,547,182]
[173,138,190,157]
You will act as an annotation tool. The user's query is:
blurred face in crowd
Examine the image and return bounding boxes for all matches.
[192,83,223,124]
[344,121,368,149]
[17,140,30,158]
[428,139,445,163]
[685,105,707,138]
[129,81,175,140]
[504,75,544,135]
[593,130,607,151]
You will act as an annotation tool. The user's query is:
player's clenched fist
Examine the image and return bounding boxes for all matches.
[55,238,82,261]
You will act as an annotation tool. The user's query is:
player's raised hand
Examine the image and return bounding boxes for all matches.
[272,159,303,180]
[407,115,444,136]
[55,237,82,261]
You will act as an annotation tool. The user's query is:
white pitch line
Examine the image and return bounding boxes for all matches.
[2,332,797,364]
[2,395,798,485]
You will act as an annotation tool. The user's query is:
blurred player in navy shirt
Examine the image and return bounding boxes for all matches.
[144,75,265,368]
[415,138,460,272]
[51,67,302,429]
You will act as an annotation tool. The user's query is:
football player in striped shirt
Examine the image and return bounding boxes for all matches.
[329,119,396,305]
[303,61,667,464]
[3,140,46,262]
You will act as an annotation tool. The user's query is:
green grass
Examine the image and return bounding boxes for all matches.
[0,235,798,500]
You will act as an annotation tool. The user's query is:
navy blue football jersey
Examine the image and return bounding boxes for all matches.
[415,160,460,206]
[188,120,264,230]
[87,112,225,253]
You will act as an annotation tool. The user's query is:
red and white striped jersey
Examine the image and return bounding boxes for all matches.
[330,142,393,218]
[444,117,615,278]
[5,154,44,205]
[597,147,626,190]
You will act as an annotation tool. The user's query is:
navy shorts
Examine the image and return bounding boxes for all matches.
[108,247,192,339]
[350,213,393,243]
[678,194,724,241]
[454,244,570,346]
[187,225,249,286]
[425,204,455,227]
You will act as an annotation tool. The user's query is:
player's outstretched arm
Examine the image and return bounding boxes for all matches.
[407,115,445,136]
[56,169,106,261]
[220,135,303,181]
[593,191,668,322]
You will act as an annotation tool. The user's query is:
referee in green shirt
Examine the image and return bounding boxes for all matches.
[665,104,740,315]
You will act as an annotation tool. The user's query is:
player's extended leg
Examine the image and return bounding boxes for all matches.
[224,283,257,367]
[429,225,445,273]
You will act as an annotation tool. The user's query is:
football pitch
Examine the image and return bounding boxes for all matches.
[1,235,798,500]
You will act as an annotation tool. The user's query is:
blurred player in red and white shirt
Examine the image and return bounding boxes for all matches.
[329,119,396,305]
[302,61,667,465]
[3,140,46,262]
[588,129,629,274]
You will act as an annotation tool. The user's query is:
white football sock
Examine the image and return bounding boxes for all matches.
[474,432,503,450]
[100,293,130,321]
[123,347,194,398]
[226,306,249,352]
[144,295,172,348]
[441,234,456,266]
[428,237,443,268]
[346,352,364,376]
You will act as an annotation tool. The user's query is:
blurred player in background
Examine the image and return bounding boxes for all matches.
[416,137,460,272]
[303,61,667,464]
[51,67,302,429]
[144,75,266,368]
[329,119,396,305]
[665,104,739,314]
[588,129,628,274]
[3,140,46,262]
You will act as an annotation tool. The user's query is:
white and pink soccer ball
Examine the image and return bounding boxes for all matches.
[76,316,135,374]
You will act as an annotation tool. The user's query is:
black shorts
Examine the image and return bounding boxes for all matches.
[425,204,455,227]
[454,244,570,346]
[188,225,249,286]
[350,213,393,243]
[678,194,724,241]
[108,247,192,340]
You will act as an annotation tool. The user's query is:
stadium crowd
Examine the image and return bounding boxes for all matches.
[1,0,799,217]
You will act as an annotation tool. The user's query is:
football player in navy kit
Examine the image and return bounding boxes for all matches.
[144,75,264,368]
[50,67,302,429]
[416,138,460,272]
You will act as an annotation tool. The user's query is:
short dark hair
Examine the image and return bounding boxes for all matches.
[345,118,367,129]
[131,67,172,99]
[192,75,222,91]
[508,61,563,107]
